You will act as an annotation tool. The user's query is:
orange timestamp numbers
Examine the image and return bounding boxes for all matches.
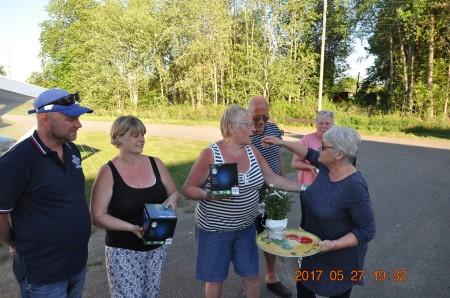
[294,269,408,282]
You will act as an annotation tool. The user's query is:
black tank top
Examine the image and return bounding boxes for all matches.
[105,156,168,251]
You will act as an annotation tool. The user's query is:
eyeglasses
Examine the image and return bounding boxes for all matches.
[253,115,269,122]
[236,122,254,129]
[37,92,81,109]
[321,145,335,151]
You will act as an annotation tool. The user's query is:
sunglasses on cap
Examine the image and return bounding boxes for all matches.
[28,93,81,114]
[253,115,269,122]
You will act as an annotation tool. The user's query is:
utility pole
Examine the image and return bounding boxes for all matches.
[318,0,327,111]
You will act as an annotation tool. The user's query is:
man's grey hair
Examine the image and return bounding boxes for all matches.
[323,126,361,163]
[220,104,249,137]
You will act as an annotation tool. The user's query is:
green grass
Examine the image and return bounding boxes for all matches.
[90,103,450,139]
[77,131,209,202]
[4,98,450,139]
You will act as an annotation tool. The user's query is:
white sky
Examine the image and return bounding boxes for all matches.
[346,38,375,79]
[0,0,374,82]
[0,0,49,82]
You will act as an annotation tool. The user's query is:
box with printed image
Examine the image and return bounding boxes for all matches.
[209,163,239,196]
[142,204,177,245]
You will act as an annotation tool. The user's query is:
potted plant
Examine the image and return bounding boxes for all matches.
[262,185,292,240]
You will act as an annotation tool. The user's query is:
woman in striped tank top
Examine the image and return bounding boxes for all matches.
[183,105,300,298]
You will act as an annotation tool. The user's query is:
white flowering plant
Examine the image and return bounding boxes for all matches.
[262,185,292,220]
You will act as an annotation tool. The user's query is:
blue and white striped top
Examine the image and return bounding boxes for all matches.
[251,122,282,175]
[196,143,264,232]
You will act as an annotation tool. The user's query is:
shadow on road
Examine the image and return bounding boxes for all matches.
[403,126,450,140]
[1,138,450,298]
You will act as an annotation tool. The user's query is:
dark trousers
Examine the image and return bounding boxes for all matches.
[297,282,352,298]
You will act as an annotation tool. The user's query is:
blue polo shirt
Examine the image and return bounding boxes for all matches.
[251,122,283,175]
[0,131,91,284]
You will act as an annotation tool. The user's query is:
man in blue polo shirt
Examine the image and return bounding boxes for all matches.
[0,88,93,297]
[249,96,292,298]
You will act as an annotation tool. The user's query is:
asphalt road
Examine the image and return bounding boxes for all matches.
[0,119,449,297]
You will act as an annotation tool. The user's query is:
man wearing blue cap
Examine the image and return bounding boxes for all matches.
[0,88,93,297]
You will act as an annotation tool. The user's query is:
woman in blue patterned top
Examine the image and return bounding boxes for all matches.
[262,126,375,298]
[183,105,300,298]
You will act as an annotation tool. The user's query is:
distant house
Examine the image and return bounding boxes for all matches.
[332,91,354,102]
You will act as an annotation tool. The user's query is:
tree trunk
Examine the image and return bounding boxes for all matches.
[211,64,218,105]
[398,28,408,110]
[190,87,195,108]
[389,31,394,97]
[196,84,203,107]
[427,13,435,119]
[159,72,164,102]
[128,71,138,108]
[407,41,415,114]
[444,63,450,120]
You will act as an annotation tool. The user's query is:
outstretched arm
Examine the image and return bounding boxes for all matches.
[253,147,300,192]
[262,136,309,159]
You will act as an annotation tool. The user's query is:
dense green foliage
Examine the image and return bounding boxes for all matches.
[27,0,449,129]
[30,0,355,110]
[354,0,449,120]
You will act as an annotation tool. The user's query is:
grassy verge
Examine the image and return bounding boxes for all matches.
[77,131,209,203]
[87,103,450,140]
[5,99,450,139]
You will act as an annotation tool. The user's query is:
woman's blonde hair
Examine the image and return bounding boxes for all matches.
[110,115,146,147]
[220,104,249,137]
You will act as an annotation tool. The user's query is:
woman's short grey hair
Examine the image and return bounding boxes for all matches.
[220,104,249,137]
[323,126,361,163]
[110,115,146,147]
[316,110,334,123]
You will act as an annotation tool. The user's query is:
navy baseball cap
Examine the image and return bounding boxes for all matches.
[28,88,93,117]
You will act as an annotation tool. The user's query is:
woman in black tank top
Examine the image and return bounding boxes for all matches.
[91,116,179,298]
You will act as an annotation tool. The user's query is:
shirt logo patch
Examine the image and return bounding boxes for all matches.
[72,154,82,169]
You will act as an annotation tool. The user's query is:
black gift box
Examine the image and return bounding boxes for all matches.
[209,163,239,196]
[142,204,177,245]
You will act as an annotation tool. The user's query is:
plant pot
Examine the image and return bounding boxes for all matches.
[266,218,288,240]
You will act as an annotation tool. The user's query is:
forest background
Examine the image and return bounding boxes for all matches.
[5,0,449,137]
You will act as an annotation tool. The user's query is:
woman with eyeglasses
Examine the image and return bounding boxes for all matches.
[183,105,300,298]
[262,126,375,298]
[292,110,334,228]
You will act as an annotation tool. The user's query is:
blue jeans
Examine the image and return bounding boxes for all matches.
[18,267,86,298]
[196,224,259,282]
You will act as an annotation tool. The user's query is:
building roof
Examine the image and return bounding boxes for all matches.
[0,76,46,155]
[0,76,47,116]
